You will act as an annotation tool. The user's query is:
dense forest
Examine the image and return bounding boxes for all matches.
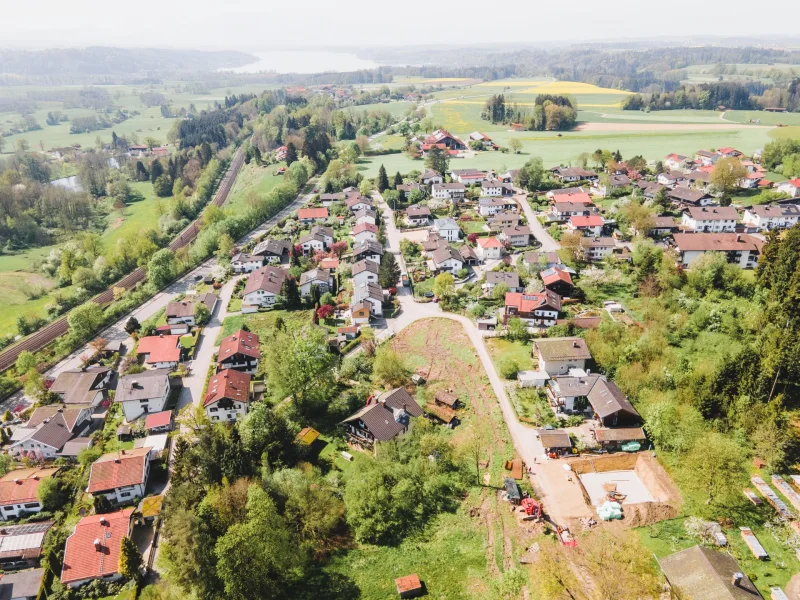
[621,82,755,111]
[482,93,578,130]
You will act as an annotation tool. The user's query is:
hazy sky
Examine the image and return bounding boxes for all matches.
[5,0,799,50]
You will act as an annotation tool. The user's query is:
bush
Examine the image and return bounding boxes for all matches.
[499,359,519,379]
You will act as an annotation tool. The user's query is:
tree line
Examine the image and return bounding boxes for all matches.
[481,93,578,130]
[622,82,755,111]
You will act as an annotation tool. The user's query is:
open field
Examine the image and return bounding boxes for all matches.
[224,161,287,212]
[102,181,164,241]
[346,101,415,119]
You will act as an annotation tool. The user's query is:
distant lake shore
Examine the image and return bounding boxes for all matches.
[219,50,381,74]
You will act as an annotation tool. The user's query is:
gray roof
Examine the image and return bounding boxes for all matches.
[231,252,262,264]
[459,245,478,261]
[310,224,334,238]
[49,367,109,404]
[165,293,216,319]
[486,271,520,287]
[534,337,592,361]
[299,268,330,287]
[0,568,45,600]
[659,546,761,600]
[116,369,171,403]
[352,260,379,276]
[252,238,291,257]
[243,265,287,296]
[353,282,384,304]
[0,522,52,562]
[669,187,709,204]
[502,225,531,237]
[433,217,460,231]
[378,387,423,417]
[586,378,639,420]
[549,374,599,398]
[432,246,463,266]
[58,437,93,457]
[342,403,406,442]
[406,205,431,218]
[749,203,800,218]
[352,240,384,257]
[537,429,572,449]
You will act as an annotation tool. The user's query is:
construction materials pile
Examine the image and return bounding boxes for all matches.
[597,501,623,521]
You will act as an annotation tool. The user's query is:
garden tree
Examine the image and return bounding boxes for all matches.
[238,403,298,470]
[509,138,522,154]
[711,156,747,201]
[330,240,348,258]
[515,156,545,191]
[153,174,173,197]
[215,485,308,600]
[93,494,114,514]
[372,347,410,388]
[433,272,455,300]
[376,164,389,192]
[653,186,671,211]
[316,304,334,320]
[425,145,449,176]
[147,249,176,288]
[407,188,424,204]
[280,276,301,309]
[393,171,403,188]
[490,282,510,300]
[216,233,235,261]
[619,200,656,236]
[37,476,68,511]
[683,432,747,514]
[461,428,487,484]
[627,154,647,171]
[68,303,104,339]
[359,326,376,356]
[88,336,108,356]
[559,231,585,264]
[118,536,142,581]
[266,326,336,415]
[284,142,298,166]
[378,252,401,288]
[506,317,528,342]
[144,136,159,151]
[194,302,211,326]
[135,160,149,181]
[124,316,140,334]
[0,454,12,478]
[149,158,164,184]
[358,178,373,197]
[631,239,663,284]
[16,351,37,375]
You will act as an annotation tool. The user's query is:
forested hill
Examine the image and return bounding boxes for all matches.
[0,47,255,80]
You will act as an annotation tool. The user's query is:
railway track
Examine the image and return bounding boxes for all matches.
[0,148,246,372]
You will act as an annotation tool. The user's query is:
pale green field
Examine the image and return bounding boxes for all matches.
[346,100,415,118]
[225,161,287,212]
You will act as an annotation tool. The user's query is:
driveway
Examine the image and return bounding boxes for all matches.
[516,193,560,252]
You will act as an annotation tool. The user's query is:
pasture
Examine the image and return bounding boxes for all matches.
[224,161,287,212]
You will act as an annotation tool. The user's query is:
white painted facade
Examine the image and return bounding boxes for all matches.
[206,400,249,423]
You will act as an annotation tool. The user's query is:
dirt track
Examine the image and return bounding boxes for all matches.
[577,122,772,132]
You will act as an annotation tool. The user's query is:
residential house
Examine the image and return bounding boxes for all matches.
[252,238,291,264]
[777,178,800,198]
[0,521,53,569]
[592,174,631,197]
[478,197,517,216]
[432,218,462,242]
[431,246,464,274]
[299,268,333,296]
[551,167,597,183]
[217,330,260,375]
[298,225,334,255]
[319,257,339,271]
[87,447,151,505]
[350,301,372,325]
[419,170,443,186]
[547,374,640,426]
[346,195,373,212]
[717,146,743,158]
[537,429,573,455]
[351,282,384,317]
[499,169,519,184]
[230,252,265,273]
[742,204,800,231]
[499,225,531,247]
[459,245,479,265]
[242,266,287,308]
[354,208,377,226]
[684,170,713,193]
[649,216,678,236]
[405,205,431,226]
[540,266,573,296]
[533,337,592,376]
[580,237,615,262]
[504,291,562,327]
[136,335,181,370]
[486,212,521,231]
[352,260,380,287]
[657,170,689,187]
[694,150,720,167]
[319,192,344,205]
[115,369,171,423]
[425,129,466,150]
[545,188,588,202]
[480,180,513,197]
[341,388,423,449]
[485,271,521,293]
[567,215,604,236]
[60,509,134,588]
[352,222,379,244]
[297,207,328,224]
[11,408,89,459]
[668,186,713,207]
[397,182,423,199]
[431,183,466,202]
[664,153,688,171]
[204,369,251,422]
[165,292,218,329]
[0,468,59,521]
[550,202,596,221]
[681,206,738,233]
[638,181,665,200]
[671,233,761,269]
[659,545,762,600]
[352,240,384,263]
[1,570,43,600]
[476,237,503,261]
[144,411,174,434]
[49,367,111,407]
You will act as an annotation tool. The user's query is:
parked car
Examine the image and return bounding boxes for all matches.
[424,291,434,298]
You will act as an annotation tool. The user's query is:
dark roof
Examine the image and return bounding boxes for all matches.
[669,187,709,204]
[353,281,384,304]
[352,260,379,276]
[0,568,45,600]
[230,252,262,264]
[486,271,520,287]
[432,246,463,266]
[672,233,759,253]
[116,369,170,403]
[537,429,572,449]
[243,266,287,296]
[252,238,291,257]
[659,545,761,600]
[342,403,406,442]
[587,379,639,421]
[49,367,109,404]
[534,337,591,361]
[299,268,330,287]
[378,387,423,417]
[459,245,478,261]
[16,413,73,451]
[352,240,384,257]
[26,406,86,432]
[406,205,431,218]
[687,206,738,221]
[594,427,646,442]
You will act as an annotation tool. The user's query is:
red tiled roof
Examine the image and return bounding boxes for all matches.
[0,468,59,506]
[61,508,134,584]
[218,330,260,361]
[353,222,378,235]
[477,237,503,248]
[204,369,251,407]
[718,146,740,154]
[136,335,181,364]
[787,178,800,187]
[541,267,573,287]
[298,207,328,219]
[570,215,603,227]
[144,411,173,430]
[505,291,562,313]
[319,258,339,269]
[87,448,150,493]
[757,179,773,187]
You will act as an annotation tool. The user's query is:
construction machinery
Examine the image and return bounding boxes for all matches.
[520,498,543,521]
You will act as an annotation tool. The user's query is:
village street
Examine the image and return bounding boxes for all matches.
[516,192,561,252]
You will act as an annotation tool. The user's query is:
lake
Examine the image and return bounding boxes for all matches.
[221,50,381,74]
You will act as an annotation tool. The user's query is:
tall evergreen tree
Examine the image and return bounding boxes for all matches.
[377,164,389,192]
[393,171,403,189]
[281,276,301,308]
[285,142,298,166]
[379,252,401,288]
[425,146,449,177]
[150,158,164,184]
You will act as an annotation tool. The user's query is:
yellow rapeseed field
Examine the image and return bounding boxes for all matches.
[519,81,633,95]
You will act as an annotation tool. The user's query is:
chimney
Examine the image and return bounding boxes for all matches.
[573,341,579,348]
[99,517,108,526]
[93,538,102,551]
[731,572,744,587]
[736,234,742,242]
[14,479,20,485]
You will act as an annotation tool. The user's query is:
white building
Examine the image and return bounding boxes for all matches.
[352,260,380,287]
[299,268,333,296]
[580,237,615,262]
[777,179,800,198]
[432,218,461,242]
[204,369,252,422]
[431,246,464,273]
[742,204,800,231]
[242,266,287,307]
[681,206,738,233]
[230,253,265,273]
[672,233,761,269]
[0,468,59,521]
[116,370,171,423]
[476,237,503,261]
[533,337,592,376]
[431,183,466,202]
[352,282,384,316]
[87,448,151,504]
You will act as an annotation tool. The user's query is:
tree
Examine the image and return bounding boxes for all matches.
[150,158,164,184]
[372,347,410,388]
[506,317,528,341]
[68,303,104,339]
[683,432,747,514]
[285,142,298,166]
[433,272,455,299]
[516,156,545,191]
[144,136,159,150]
[194,302,211,326]
[393,171,403,188]
[316,304,334,320]
[711,157,747,200]
[16,351,37,375]
[425,145,449,176]
[377,164,389,192]
[147,249,176,289]
[125,317,141,334]
[280,276,301,309]
[37,475,66,512]
[378,252,401,288]
[119,536,143,581]
[509,138,522,154]
[153,174,173,197]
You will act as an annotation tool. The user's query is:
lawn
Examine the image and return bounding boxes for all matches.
[101,181,165,242]
[346,101,415,119]
[485,337,534,374]
[216,309,313,343]
[224,160,287,212]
